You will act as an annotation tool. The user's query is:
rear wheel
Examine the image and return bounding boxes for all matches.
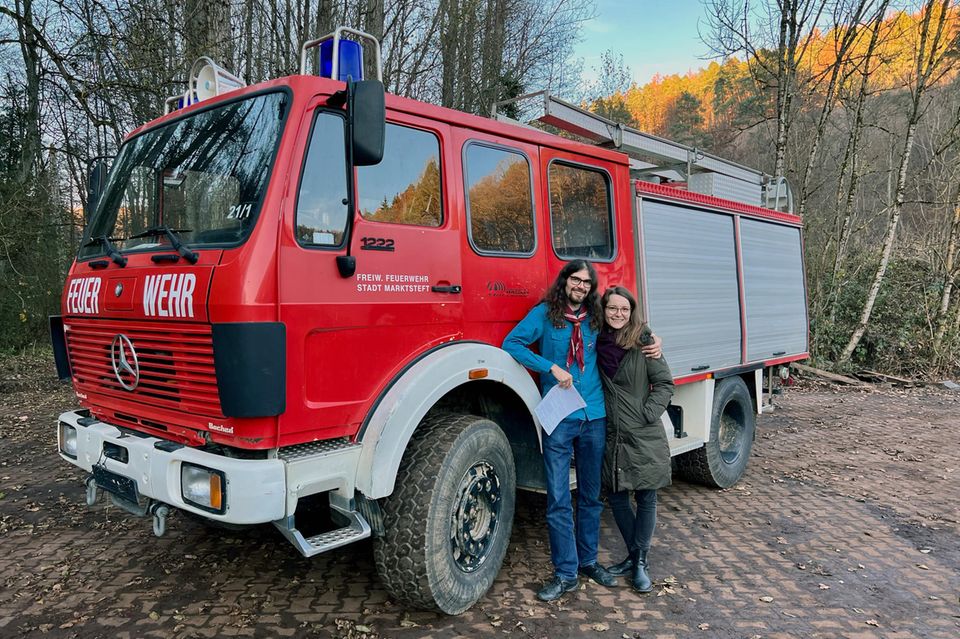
[675,376,755,488]
[374,413,516,614]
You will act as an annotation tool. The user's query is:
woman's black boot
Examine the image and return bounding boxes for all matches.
[631,550,653,593]
[607,550,638,577]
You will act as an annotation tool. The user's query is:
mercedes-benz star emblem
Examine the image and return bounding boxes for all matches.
[114,283,123,297]
[110,334,140,391]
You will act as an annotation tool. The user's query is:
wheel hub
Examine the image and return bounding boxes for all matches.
[718,405,745,464]
[450,461,501,573]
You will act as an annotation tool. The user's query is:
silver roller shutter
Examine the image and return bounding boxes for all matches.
[641,200,742,374]
[740,219,808,361]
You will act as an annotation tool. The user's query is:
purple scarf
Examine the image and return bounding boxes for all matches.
[597,327,628,378]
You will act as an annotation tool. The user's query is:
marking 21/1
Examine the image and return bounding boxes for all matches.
[361,237,395,252]
[227,203,252,219]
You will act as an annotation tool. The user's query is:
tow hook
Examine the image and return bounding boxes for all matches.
[151,503,170,537]
[85,476,99,506]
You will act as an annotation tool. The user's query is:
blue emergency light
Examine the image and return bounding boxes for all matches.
[319,39,364,82]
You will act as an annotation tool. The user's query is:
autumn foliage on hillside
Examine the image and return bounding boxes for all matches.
[598,5,959,142]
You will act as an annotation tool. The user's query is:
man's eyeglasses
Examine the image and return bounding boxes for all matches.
[604,305,631,315]
[568,275,592,289]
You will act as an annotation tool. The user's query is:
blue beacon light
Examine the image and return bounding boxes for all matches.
[319,39,364,81]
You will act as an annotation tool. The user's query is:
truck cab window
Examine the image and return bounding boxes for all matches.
[79,91,288,258]
[358,123,442,227]
[296,112,349,246]
[548,162,614,260]
[464,143,535,255]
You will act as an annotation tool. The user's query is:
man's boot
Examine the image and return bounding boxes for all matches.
[537,576,579,602]
[607,549,638,577]
[631,550,653,593]
[578,563,617,587]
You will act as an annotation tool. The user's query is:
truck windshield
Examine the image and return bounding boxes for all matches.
[79,91,288,259]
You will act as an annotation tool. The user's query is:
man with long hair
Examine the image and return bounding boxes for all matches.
[503,260,660,601]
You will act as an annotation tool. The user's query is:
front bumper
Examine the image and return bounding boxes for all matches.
[57,410,286,525]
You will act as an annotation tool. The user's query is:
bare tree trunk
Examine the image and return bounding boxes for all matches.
[822,1,888,331]
[478,0,506,115]
[954,281,960,334]
[243,0,254,80]
[184,0,232,67]
[773,1,793,180]
[459,1,479,111]
[364,0,385,40]
[772,0,827,179]
[796,0,878,219]
[440,0,461,108]
[935,185,960,343]
[316,0,334,36]
[13,0,41,185]
[839,0,955,363]
[283,0,292,75]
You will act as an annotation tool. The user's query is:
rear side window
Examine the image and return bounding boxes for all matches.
[464,143,535,255]
[296,112,348,247]
[358,123,442,227]
[548,162,614,260]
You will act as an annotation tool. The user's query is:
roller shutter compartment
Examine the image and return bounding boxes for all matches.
[641,200,741,375]
[740,219,808,362]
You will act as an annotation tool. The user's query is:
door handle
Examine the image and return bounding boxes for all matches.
[431,284,462,294]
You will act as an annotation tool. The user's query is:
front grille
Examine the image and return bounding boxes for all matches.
[65,318,223,418]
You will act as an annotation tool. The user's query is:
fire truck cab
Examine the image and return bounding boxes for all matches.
[52,29,808,614]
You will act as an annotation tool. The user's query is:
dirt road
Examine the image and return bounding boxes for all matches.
[1,354,958,638]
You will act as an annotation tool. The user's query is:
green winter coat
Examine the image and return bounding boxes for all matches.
[600,344,675,493]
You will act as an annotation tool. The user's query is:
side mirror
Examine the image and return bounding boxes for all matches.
[86,160,109,220]
[351,80,385,166]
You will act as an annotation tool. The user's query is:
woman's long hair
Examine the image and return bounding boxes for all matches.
[601,286,649,349]
[543,260,602,331]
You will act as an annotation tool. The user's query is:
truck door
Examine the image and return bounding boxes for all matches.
[456,135,546,341]
[538,148,633,290]
[278,104,461,443]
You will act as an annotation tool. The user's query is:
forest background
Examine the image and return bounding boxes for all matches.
[0,0,959,378]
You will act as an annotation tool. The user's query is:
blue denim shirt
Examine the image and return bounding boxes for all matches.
[502,303,606,421]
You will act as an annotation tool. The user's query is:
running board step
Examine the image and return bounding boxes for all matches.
[273,506,371,557]
[670,437,705,456]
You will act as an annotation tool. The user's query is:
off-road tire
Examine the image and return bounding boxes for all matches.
[373,413,516,614]
[675,376,755,488]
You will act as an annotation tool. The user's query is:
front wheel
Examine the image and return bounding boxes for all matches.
[373,413,516,614]
[675,376,756,488]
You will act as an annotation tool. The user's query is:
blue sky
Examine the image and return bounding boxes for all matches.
[574,0,715,86]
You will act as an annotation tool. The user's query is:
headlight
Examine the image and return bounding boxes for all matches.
[59,422,77,458]
[180,463,226,513]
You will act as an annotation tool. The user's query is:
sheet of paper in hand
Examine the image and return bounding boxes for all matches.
[534,384,587,435]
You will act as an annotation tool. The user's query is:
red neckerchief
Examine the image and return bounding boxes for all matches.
[563,305,588,372]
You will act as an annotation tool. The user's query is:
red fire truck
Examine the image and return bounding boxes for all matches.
[52,29,808,614]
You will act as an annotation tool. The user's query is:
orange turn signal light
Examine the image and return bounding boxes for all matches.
[468,368,489,380]
[209,473,223,510]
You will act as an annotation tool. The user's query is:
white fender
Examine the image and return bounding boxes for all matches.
[356,342,542,499]
[671,377,715,442]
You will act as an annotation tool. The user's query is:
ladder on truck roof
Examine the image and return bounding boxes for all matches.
[492,91,794,213]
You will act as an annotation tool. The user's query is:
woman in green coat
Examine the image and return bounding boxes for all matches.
[597,286,674,593]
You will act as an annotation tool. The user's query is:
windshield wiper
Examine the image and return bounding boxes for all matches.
[84,235,128,267]
[129,225,198,264]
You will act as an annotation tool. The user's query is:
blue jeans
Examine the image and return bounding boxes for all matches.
[542,416,606,581]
